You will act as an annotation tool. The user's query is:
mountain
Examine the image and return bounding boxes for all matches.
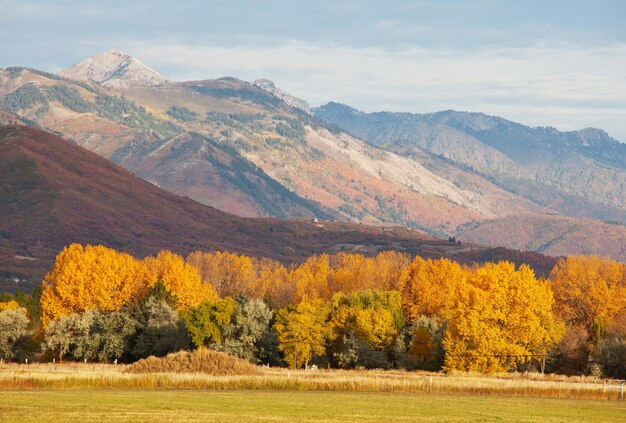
[1,125,554,292]
[58,49,169,88]
[1,50,624,262]
[252,79,311,114]
[313,103,626,223]
[314,102,626,257]
[114,131,337,219]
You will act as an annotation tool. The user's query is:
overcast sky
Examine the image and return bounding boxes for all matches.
[2,0,626,140]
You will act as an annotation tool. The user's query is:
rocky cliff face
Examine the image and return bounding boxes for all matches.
[252,79,311,114]
[58,49,169,88]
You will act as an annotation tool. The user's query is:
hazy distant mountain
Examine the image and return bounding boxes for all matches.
[314,102,626,225]
[58,49,169,88]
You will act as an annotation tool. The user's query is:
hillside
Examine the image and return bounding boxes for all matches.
[457,214,626,261]
[1,125,555,292]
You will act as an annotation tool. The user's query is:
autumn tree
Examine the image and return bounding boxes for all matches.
[326,290,404,368]
[144,250,216,311]
[291,254,332,304]
[187,251,259,298]
[40,244,154,326]
[550,256,626,342]
[274,299,328,369]
[398,257,467,324]
[443,262,563,373]
[258,258,292,308]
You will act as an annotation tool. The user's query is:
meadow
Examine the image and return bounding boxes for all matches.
[1,388,625,422]
[1,362,626,422]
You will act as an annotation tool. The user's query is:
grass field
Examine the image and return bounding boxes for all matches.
[1,364,625,422]
[1,389,625,422]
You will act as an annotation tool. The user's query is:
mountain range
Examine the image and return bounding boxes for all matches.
[0,125,555,292]
[0,49,624,264]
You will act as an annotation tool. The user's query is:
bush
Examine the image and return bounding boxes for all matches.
[126,347,262,375]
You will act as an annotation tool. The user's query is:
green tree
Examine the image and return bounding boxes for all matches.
[220,298,274,362]
[132,297,189,360]
[0,307,29,361]
[183,297,237,348]
[42,313,90,362]
[75,310,139,363]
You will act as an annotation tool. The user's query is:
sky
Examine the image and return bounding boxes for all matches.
[2,0,626,140]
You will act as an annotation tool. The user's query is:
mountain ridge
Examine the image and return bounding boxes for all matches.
[1,50,625,262]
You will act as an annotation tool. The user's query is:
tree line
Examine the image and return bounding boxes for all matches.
[1,244,624,377]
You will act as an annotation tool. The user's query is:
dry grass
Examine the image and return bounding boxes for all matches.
[126,348,262,376]
[0,361,623,401]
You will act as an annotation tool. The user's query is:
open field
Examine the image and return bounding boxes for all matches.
[1,389,625,422]
[0,363,624,400]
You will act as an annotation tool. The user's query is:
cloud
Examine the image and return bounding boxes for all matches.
[128,41,626,140]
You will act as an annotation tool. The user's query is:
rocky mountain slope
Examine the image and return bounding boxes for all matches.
[0,125,554,292]
[314,103,626,224]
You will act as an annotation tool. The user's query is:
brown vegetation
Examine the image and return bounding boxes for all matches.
[126,348,262,376]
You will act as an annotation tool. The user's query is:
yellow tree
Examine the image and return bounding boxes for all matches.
[258,258,292,308]
[398,257,467,324]
[291,254,332,304]
[326,289,404,368]
[550,256,626,341]
[274,299,328,368]
[329,253,376,294]
[144,250,216,311]
[443,262,563,373]
[0,300,19,312]
[371,251,411,291]
[187,251,257,298]
[40,244,153,326]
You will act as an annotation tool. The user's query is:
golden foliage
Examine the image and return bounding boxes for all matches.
[0,301,20,312]
[443,262,563,373]
[550,256,626,340]
[274,299,328,369]
[144,250,217,311]
[40,244,154,326]
[398,257,466,323]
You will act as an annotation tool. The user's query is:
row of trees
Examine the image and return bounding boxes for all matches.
[1,245,624,376]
